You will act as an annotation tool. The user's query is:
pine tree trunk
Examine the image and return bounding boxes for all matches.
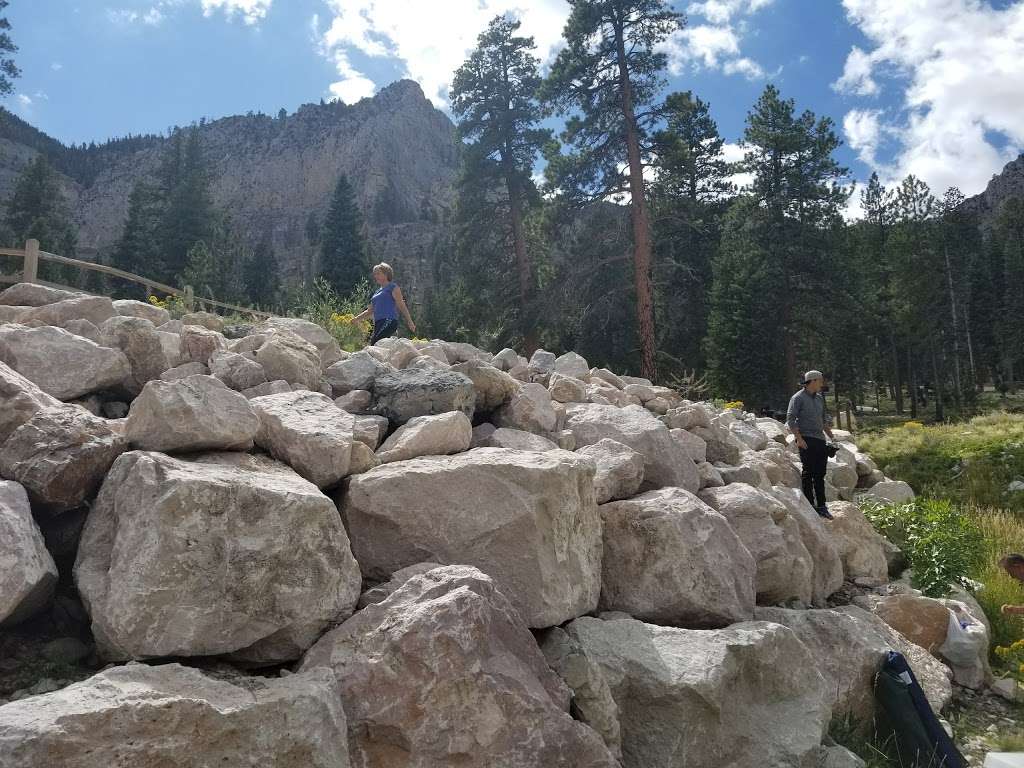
[943,245,963,404]
[890,329,903,414]
[613,21,657,381]
[932,343,944,422]
[506,177,537,354]
[909,351,918,420]
[964,298,978,391]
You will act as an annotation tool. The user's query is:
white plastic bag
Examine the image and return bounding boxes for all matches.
[938,608,987,667]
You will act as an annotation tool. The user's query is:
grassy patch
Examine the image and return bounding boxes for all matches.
[858,412,1024,512]
[971,506,1024,653]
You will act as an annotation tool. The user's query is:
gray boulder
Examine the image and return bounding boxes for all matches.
[0,282,80,306]
[179,324,227,364]
[125,375,259,453]
[575,438,645,504]
[479,426,559,452]
[113,298,170,326]
[74,451,362,663]
[326,350,389,394]
[372,368,476,425]
[0,481,57,626]
[255,331,321,390]
[100,316,167,397]
[375,411,473,463]
[340,448,602,627]
[28,295,116,327]
[494,382,557,434]
[451,359,519,411]
[209,350,267,391]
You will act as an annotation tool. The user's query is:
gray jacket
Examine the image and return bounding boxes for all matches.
[786,389,832,441]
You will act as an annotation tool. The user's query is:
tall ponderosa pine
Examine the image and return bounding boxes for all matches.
[732,85,850,400]
[0,0,20,97]
[450,16,550,347]
[650,91,733,374]
[318,173,368,295]
[159,129,216,283]
[543,0,683,379]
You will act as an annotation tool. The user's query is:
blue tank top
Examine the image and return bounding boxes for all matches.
[371,282,398,321]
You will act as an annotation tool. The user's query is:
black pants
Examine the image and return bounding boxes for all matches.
[799,436,828,508]
[369,317,398,345]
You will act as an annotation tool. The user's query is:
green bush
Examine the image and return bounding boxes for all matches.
[287,277,372,352]
[862,498,986,597]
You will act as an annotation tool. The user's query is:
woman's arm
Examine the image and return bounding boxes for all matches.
[393,287,416,334]
[350,305,372,324]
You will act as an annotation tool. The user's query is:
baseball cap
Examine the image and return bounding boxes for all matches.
[802,370,824,384]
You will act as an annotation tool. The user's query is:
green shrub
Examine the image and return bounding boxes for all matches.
[862,498,986,597]
[288,277,372,352]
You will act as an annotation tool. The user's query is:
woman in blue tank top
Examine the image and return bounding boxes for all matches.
[350,262,417,345]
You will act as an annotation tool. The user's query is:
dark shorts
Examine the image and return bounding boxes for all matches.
[369,317,398,345]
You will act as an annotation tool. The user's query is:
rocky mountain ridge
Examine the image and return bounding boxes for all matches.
[0,80,461,303]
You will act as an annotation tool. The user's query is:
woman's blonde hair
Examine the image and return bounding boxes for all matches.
[373,262,394,281]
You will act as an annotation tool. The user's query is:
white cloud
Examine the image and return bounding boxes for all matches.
[312,1,570,108]
[200,0,272,25]
[660,0,773,80]
[51,62,63,71]
[833,46,877,96]
[327,49,377,103]
[836,0,1024,197]
[843,108,882,167]
[721,141,753,189]
[16,94,31,107]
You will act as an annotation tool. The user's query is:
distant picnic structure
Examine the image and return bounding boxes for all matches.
[0,239,271,319]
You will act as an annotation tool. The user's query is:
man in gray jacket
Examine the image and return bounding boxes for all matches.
[787,370,835,518]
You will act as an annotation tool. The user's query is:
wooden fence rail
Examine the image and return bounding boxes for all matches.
[0,239,272,319]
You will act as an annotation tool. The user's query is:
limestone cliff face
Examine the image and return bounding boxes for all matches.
[4,80,460,307]
[961,153,1024,224]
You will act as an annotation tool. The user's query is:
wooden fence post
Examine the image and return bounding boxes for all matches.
[23,239,39,283]
[183,285,195,313]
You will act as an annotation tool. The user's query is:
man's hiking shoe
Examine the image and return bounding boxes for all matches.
[816,505,834,520]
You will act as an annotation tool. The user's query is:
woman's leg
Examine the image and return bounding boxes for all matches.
[369,318,398,345]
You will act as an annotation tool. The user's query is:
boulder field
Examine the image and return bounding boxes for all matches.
[0,283,976,767]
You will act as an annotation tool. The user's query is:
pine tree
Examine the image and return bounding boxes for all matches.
[738,85,850,399]
[159,128,215,282]
[110,181,164,297]
[993,198,1024,392]
[650,90,733,374]
[318,173,368,295]
[542,0,684,379]
[4,155,77,283]
[0,0,20,97]
[450,15,550,347]
[245,233,279,309]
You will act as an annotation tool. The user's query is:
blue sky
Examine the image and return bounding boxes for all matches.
[9,0,1024,210]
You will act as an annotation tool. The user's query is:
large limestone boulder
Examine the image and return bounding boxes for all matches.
[125,375,259,453]
[100,316,167,396]
[181,310,224,332]
[441,340,493,364]
[828,501,890,581]
[0,401,127,513]
[74,451,362,663]
[661,403,711,430]
[325,350,389,394]
[261,316,344,367]
[756,417,788,444]
[699,483,814,605]
[113,298,170,325]
[730,420,769,451]
[549,373,588,403]
[755,606,953,720]
[375,411,473,464]
[250,390,355,488]
[867,594,951,653]
[0,324,131,400]
[564,616,831,768]
[28,295,116,327]
[599,487,755,627]
[179,324,227,364]
[255,331,321,390]
[0,282,79,306]
[575,438,646,504]
[0,361,54,440]
[0,663,350,767]
[451,359,519,411]
[769,486,844,606]
[209,349,268,391]
[565,403,699,492]
[540,626,623,761]
[670,427,707,463]
[858,479,915,505]
[493,381,557,434]
[690,421,743,465]
[0,481,57,626]
[554,350,590,379]
[372,368,476,425]
[478,426,559,452]
[340,448,602,627]
[298,565,618,768]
